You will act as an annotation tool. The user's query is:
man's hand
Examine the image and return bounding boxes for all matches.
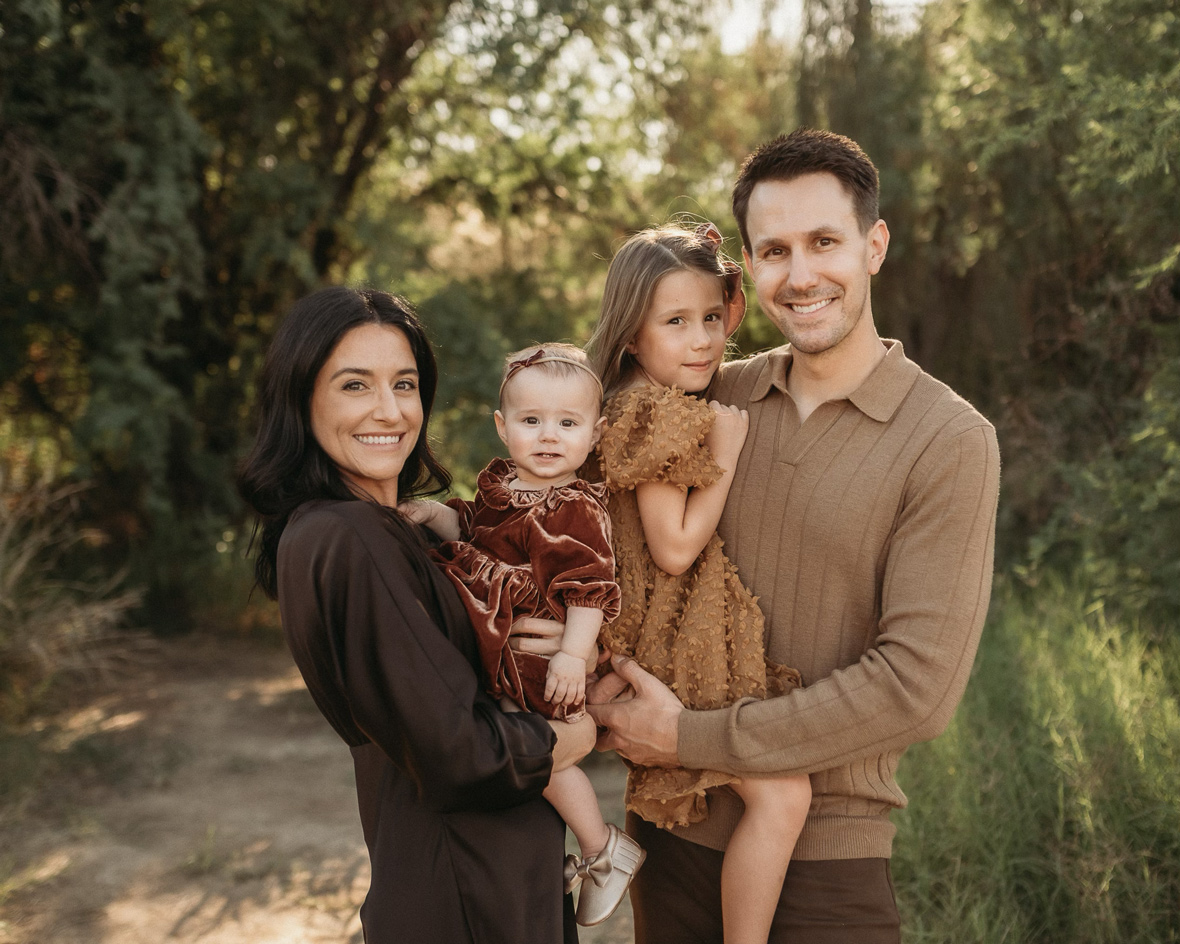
[586,655,683,768]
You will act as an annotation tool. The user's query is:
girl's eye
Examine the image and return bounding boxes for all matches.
[668,316,683,325]
[705,312,721,322]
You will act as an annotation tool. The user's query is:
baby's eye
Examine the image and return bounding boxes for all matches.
[523,416,540,424]
[560,419,576,428]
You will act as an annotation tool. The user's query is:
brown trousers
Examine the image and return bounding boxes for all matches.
[627,813,901,944]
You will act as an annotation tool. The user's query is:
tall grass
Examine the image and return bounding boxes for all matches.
[0,463,142,719]
[893,578,1180,943]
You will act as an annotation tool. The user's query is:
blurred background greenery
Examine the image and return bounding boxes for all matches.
[2,0,1178,939]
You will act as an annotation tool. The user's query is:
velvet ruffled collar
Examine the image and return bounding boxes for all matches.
[477,457,607,511]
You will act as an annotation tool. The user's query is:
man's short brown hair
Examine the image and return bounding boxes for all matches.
[732,128,880,249]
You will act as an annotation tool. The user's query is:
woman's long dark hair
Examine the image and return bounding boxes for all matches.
[237,287,452,598]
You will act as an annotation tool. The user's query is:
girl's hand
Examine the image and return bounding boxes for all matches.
[704,401,750,472]
[545,650,588,706]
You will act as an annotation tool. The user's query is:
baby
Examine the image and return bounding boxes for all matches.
[404,343,644,927]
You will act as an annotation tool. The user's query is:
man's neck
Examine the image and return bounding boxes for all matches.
[786,320,887,424]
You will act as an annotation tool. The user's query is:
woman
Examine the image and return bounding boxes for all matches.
[237,286,588,943]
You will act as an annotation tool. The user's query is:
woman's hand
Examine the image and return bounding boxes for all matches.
[549,715,596,772]
[510,618,600,674]
[703,401,750,473]
[397,499,462,541]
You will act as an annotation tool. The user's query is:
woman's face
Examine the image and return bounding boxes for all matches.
[309,323,423,507]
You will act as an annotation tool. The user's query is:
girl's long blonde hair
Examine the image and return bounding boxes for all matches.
[586,224,742,398]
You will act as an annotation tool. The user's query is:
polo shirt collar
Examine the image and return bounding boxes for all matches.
[748,338,919,423]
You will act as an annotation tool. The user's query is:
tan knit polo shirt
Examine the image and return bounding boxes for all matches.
[674,339,1000,860]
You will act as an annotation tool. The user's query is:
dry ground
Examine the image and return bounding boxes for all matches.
[0,636,633,944]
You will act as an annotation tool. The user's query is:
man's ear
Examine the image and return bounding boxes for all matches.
[494,410,508,445]
[867,219,890,275]
[742,245,752,272]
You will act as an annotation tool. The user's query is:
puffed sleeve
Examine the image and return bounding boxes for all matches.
[598,387,725,490]
[277,502,555,813]
[531,490,621,621]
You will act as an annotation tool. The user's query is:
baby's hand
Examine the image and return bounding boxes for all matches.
[704,401,750,471]
[545,650,588,707]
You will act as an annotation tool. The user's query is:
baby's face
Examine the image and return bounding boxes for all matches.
[494,370,605,489]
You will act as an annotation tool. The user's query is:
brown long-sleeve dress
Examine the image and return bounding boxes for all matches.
[433,458,621,722]
[276,499,575,944]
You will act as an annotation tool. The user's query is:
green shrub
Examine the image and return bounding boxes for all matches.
[894,577,1180,944]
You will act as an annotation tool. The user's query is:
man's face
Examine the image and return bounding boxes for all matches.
[742,173,889,355]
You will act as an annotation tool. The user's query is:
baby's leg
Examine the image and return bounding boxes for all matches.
[722,773,811,944]
[543,715,610,857]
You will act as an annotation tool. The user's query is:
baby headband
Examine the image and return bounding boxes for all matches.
[694,221,747,338]
[498,348,605,404]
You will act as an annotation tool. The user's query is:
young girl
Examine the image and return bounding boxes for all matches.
[403,343,645,928]
[586,223,812,944]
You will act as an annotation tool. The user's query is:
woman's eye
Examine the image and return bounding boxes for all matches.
[342,380,366,392]
[394,379,418,391]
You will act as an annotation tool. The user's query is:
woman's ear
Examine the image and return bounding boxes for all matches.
[494,410,508,445]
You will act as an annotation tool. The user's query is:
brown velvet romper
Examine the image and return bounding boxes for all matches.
[433,457,621,722]
[597,386,802,828]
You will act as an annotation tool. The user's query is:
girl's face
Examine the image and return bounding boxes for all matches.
[495,370,605,489]
[626,268,728,393]
[309,323,423,507]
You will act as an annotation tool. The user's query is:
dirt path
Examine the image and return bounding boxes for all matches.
[0,637,633,943]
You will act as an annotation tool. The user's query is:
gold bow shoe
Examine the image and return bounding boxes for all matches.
[566,823,646,927]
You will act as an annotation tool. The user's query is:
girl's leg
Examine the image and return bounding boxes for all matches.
[723,774,812,944]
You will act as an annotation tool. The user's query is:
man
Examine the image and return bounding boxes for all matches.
[587,128,1001,943]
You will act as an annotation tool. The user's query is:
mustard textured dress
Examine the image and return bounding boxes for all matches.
[597,385,801,829]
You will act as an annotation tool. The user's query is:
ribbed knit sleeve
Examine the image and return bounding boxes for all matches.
[678,420,1000,777]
